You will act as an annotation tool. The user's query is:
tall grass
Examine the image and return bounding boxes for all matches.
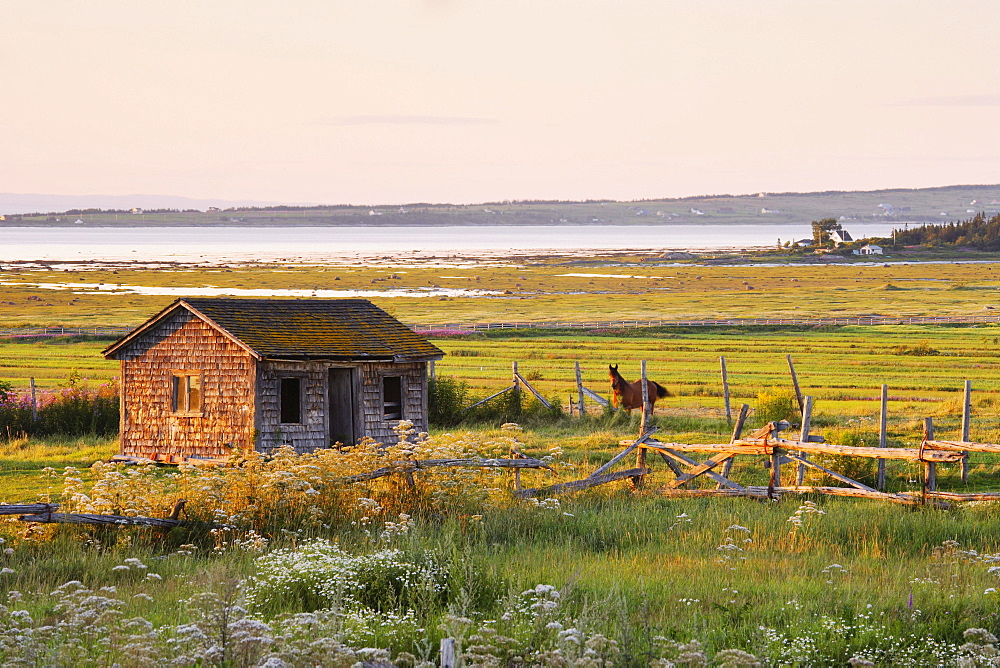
[2,485,1000,665]
[430,377,568,430]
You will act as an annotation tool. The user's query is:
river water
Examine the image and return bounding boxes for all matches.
[0,223,905,264]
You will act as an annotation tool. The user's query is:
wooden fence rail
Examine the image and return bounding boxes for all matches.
[0,503,191,528]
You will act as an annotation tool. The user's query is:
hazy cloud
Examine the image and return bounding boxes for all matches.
[328,115,500,126]
[892,94,1000,107]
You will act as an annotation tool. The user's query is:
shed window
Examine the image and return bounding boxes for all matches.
[382,376,403,420]
[280,377,302,424]
[172,374,202,413]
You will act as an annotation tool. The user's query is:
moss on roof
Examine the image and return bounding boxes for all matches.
[109,298,444,361]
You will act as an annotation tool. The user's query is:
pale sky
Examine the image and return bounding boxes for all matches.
[3,1,999,205]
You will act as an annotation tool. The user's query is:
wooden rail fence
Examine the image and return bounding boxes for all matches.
[411,313,1000,332]
[512,411,1000,507]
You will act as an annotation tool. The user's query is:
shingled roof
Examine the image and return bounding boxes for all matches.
[104,298,444,361]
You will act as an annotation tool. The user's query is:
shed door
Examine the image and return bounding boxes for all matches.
[328,368,357,447]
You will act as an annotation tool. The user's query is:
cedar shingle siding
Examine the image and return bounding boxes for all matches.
[104,298,443,461]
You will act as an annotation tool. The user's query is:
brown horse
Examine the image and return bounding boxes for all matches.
[609,364,669,412]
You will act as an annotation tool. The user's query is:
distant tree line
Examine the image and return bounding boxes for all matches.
[893,212,1000,251]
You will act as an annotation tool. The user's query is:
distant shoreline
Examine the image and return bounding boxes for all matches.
[3,184,996,229]
[0,220,920,228]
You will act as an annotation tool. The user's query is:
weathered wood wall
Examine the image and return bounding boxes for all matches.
[257,361,331,453]
[361,361,428,445]
[256,360,429,453]
[118,310,256,459]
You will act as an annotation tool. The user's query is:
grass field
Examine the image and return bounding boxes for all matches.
[1,443,1000,665]
[3,257,1000,330]
[7,260,1000,664]
[7,323,1000,431]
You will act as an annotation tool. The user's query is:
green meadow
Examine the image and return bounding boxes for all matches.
[4,260,1000,664]
[3,257,1000,329]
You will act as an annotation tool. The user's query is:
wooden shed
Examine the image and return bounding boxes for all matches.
[103,298,444,462]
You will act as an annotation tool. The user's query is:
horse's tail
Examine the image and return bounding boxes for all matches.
[654,382,671,399]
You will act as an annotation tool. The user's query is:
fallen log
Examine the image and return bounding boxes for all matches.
[0,503,59,516]
[513,468,650,499]
[658,488,771,500]
[901,491,1000,502]
[743,485,949,508]
[18,512,185,528]
[2,502,224,529]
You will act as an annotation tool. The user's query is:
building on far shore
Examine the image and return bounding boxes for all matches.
[830,229,854,246]
[856,244,884,256]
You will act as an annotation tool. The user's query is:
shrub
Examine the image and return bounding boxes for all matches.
[0,373,119,439]
[431,379,566,430]
[892,340,940,356]
[243,540,450,615]
[428,376,469,428]
[466,386,525,425]
[754,389,798,426]
[805,429,878,485]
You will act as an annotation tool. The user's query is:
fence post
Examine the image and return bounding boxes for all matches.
[575,361,585,418]
[961,379,971,484]
[797,396,813,486]
[877,384,888,490]
[440,637,456,668]
[639,361,650,434]
[720,356,732,425]
[635,361,650,489]
[923,417,936,500]
[787,354,804,415]
[29,378,38,422]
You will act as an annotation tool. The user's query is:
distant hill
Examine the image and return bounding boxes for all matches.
[2,184,998,227]
[0,193,300,216]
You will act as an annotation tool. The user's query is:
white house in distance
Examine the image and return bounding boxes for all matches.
[856,244,884,256]
[830,229,854,246]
